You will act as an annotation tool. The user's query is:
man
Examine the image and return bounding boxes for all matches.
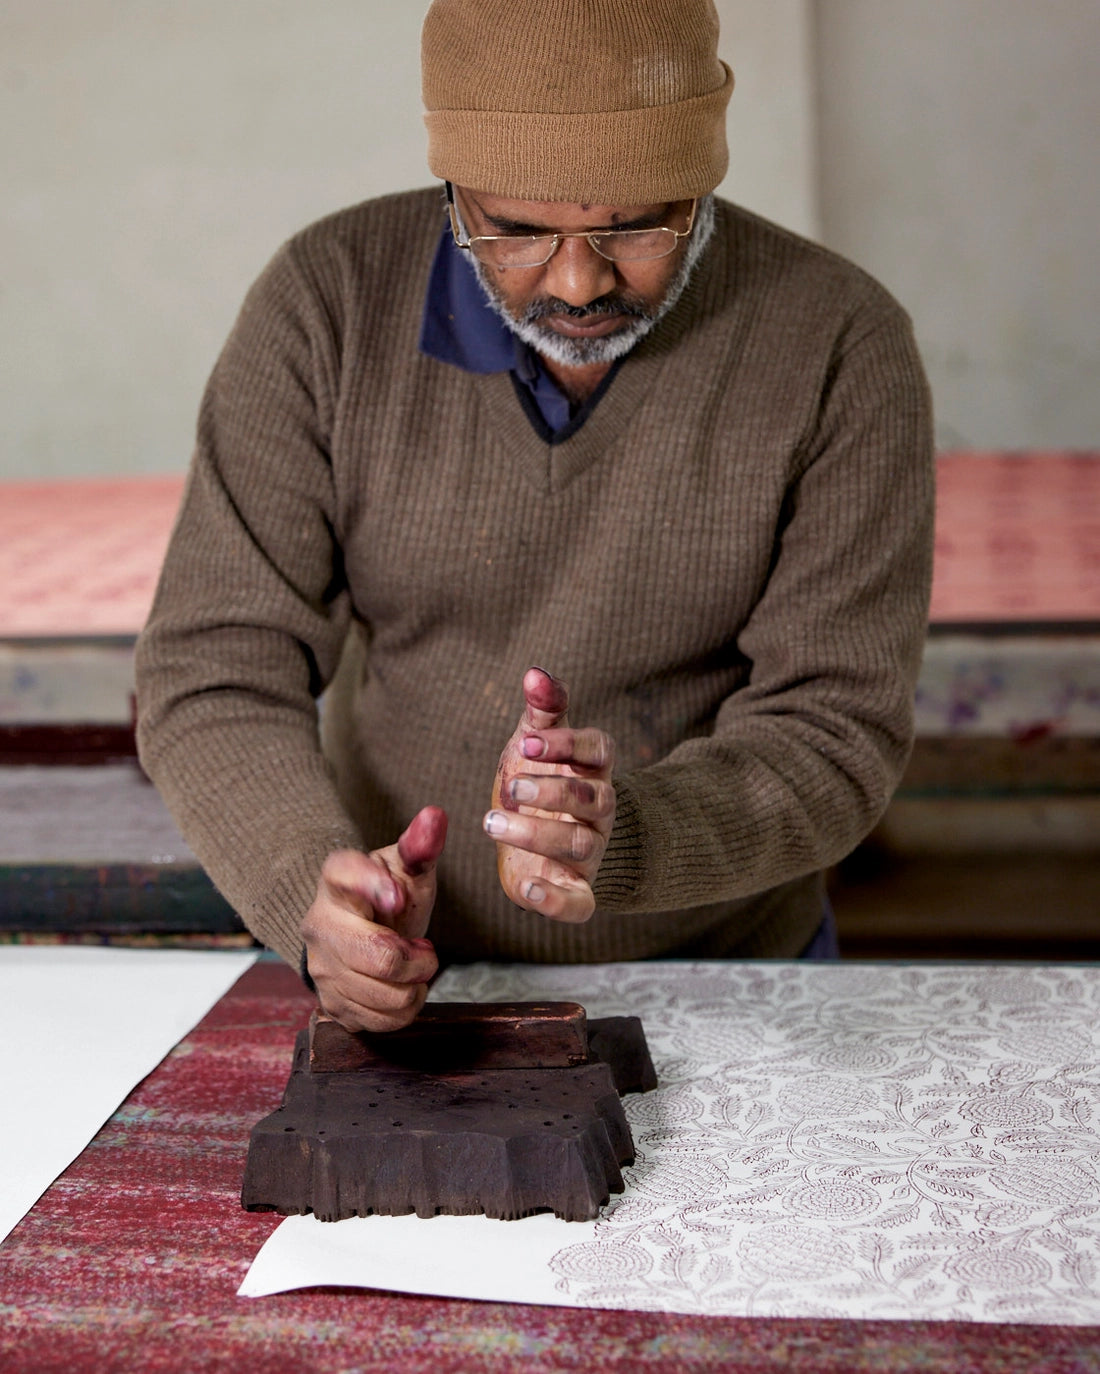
[135,0,934,1033]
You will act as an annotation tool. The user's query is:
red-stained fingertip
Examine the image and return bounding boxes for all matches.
[406,936,438,981]
[372,877,402,914]
[523,666,568,718]
[398,805,448,876]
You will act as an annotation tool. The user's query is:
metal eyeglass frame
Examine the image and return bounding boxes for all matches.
[446,184,698,269]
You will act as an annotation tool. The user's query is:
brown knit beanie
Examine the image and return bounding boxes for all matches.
[421,0,733,203]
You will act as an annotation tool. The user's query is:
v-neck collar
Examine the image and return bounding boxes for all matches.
[467,235,724,495]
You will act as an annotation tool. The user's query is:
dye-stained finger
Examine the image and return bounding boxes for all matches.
[483,808,604,869]
[509,872,596,925]
[395,804,448,878]
[520,666,570,732]
[520,726,614,772]
[322,978,430,1033]
[504,773,615,826]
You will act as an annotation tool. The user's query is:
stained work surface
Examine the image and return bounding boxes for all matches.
[1,960,1098,1374]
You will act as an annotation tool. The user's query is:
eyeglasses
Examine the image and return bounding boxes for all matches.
[447,189,697,270]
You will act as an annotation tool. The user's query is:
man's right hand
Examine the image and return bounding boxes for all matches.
[300,805,448,1033]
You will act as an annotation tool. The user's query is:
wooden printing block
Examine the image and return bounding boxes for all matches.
[241,1001,657,1223]
[308,1001,590,1073]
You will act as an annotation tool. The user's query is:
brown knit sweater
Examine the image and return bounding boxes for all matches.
[135,188,934,970]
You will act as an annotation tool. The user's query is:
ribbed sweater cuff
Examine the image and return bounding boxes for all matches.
[256,827,364,970]
[592,777,651,909]
[141,728,364,972]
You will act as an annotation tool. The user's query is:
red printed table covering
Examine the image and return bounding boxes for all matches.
[1,959,1098,1373]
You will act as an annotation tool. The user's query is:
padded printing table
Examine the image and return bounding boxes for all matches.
[2,958,1100,1374]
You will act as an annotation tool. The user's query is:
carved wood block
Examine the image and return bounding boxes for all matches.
[309,1001,589,1073]
[242,1009,657,1223]
[588,1016,659,1096]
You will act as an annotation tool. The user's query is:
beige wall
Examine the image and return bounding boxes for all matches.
[0,1,816,480]
[4,2,1095,479]
[2,2,430,479]
[817,0,1100,449]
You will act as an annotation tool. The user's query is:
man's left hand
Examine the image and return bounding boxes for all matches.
[484,667,615,923]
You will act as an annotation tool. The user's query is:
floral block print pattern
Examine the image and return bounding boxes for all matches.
[429,961,1100,1325]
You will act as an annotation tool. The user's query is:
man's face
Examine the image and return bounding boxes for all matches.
[452,188,710,369]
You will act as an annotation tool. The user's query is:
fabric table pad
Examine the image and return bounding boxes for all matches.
[1,959,1098,1373]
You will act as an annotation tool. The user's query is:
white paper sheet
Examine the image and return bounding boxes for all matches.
[0,945,258,1247]
[242,1211,598,1306]
[240,961,1100,1325]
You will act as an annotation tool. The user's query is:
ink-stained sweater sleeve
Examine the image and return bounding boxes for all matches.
[593,294,934,916]
[135,240,361,967]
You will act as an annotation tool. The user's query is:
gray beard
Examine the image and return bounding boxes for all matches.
[470,195,715,369]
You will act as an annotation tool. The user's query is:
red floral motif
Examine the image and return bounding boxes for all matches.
[969,972,1053,1005]
[959,1094,1054,1128]
[635,1153,729,1203]
[549,1242,653,1283]
[783,1179,880,1220]
[777,1076,874,1119]
[813,1039,897,1073]
[990,1159,1095,1207]
[945,1247,1053,1288]
[1000,1025,1091,1063]
[738,1223,855,1281]
[628,1088,705,1127]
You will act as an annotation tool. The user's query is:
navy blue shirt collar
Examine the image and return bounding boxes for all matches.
[418,227,617,443]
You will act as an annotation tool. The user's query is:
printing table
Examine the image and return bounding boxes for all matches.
[1,958,1097,1374]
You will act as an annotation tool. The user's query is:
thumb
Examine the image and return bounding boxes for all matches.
[395,805,448,879]
[521,665,569,733]
[320,848,402,919]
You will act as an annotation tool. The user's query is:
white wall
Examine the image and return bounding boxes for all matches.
[816,0,1100,449]
[0,0,816,480]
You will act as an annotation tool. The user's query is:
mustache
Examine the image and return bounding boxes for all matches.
[520,294,655,325]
